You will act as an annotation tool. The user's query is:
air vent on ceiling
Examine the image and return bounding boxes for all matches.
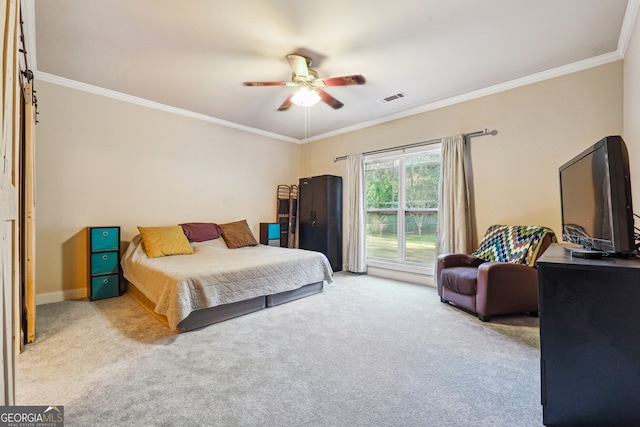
[377,92,407,104]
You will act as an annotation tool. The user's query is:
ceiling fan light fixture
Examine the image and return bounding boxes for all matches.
[244,53,365,111]
[291,86,321,107]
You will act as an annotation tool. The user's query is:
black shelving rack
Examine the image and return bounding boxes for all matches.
[277,184,298,248]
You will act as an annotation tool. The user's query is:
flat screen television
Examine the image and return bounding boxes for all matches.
[559,135,635,257]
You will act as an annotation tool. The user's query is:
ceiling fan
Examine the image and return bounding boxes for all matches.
[242,54,366,111]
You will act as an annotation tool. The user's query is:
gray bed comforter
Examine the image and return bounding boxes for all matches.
[121,235,333,330]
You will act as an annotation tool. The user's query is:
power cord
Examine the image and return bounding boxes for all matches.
[634,213,640,256]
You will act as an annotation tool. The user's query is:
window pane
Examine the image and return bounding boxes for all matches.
[405,211,438,264]
[366,212,398,260]
[364,150,441,268]
[365,159,399,210]
[405,153,440,209]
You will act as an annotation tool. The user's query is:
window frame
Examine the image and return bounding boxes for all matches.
[364,146,441,275]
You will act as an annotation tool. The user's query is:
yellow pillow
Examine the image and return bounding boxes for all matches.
[137,225,195,258]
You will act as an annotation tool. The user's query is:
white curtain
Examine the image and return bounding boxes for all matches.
[436,134,472,256]
[345,154,367,273]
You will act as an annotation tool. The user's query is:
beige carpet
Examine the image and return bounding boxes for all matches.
[17,273,543,426]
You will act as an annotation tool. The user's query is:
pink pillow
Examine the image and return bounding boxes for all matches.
[179,222,223,242]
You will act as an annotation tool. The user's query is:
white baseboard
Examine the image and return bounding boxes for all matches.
[367,266,435,287]
[36,288,88,305]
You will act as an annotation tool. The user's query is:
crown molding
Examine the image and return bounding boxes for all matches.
[26,0,634,145]
[35,72,301,144]
[36,47,623,146]
[617,0,640,57]
[301,51,623,143]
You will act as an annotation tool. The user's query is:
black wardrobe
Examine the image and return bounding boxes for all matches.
[298,175,342,272]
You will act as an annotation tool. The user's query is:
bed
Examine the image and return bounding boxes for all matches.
[121,232,334,332]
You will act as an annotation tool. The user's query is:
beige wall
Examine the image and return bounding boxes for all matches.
[624,8,640,208]
[36,54,630,300]
[35,81,301,301]
[302,62,624,250]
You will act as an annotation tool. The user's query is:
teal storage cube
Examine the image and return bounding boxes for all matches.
[260,222,282,246]
[267,223,280,239]
[90,251,119,275]
[91,274,120,300]
[88,226,122,300]
[90,227,119,251]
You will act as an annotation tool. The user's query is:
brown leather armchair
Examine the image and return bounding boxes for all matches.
[437,225,555,321]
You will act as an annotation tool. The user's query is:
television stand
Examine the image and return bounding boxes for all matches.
[563,246,603,259]
[538,244,640,426]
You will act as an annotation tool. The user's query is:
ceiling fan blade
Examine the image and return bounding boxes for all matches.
[287,54,310,78]
[317,89,344,109]
[243,81,295,86]
[277,93,294,111]
[320,74,366,86]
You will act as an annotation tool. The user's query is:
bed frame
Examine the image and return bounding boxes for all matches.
[127,280,323,332]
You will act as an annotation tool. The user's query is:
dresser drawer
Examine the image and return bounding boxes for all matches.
[90,227,119,252]
[90,251,119,275]
[91,274,120,300]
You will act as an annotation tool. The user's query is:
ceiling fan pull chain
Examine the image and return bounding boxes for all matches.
[304,108,311,139]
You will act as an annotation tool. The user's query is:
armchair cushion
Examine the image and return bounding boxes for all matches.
[471,224,556,266]
[440,267,478,296]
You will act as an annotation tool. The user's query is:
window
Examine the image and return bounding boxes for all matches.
[365,149,441,268]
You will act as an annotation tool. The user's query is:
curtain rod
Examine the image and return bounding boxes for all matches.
[332,128,497,162]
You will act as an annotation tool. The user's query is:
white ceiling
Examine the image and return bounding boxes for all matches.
[27,0,637,142]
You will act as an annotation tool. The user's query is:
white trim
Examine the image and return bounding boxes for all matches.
[367,264,435,287]
[367,259,434,276]
[36,288,87,305]
[618,0,640,57]
[301,52,623,143]
[24,0,634,145]
[35,71,302,144]
[35,50,623,145]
